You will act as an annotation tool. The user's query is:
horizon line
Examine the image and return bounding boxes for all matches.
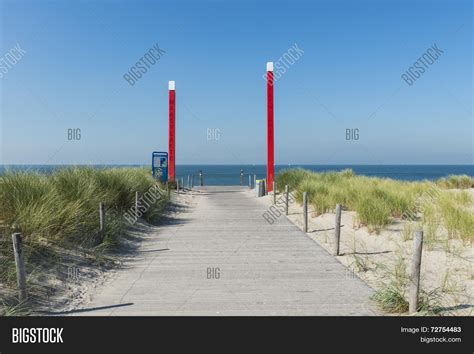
[1,163,473,167]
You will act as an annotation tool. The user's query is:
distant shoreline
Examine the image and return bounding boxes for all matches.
[1,164,473,166]
[1,164,472,185]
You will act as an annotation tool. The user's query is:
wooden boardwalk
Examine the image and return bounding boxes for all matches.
[70,186,376,315]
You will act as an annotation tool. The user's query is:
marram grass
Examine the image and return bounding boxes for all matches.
[276,168,473,238]
[0,167,168,301]
[437,175,474,189]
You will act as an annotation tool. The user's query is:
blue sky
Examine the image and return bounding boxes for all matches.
[0,0,472,165]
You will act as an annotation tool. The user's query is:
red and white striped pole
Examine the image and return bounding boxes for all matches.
[168,80,176,182]
[266,62,274,192]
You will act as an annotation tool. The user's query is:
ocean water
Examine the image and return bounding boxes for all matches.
[1,164,472,186]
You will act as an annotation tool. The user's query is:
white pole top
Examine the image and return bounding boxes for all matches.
[266,62,274,71]
[168,81,175,90]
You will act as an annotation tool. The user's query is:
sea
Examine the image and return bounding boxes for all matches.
[0,165,472,186]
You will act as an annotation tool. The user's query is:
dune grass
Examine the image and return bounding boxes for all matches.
[437,175,474,189]
[276,168,424,233]
[436,193,474,242]
[372,259,446,314]
[276,168,474,238]
[0,167,168,308]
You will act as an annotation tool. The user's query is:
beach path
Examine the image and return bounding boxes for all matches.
[68,186,376,315]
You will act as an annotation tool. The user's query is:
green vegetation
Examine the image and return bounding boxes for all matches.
[277,168,424,233]
[276,168,474,238]
[437,175,474,189]
[372,256,409,313]
[437,193,474,242]
[372,283,409,313]
[372,256,447,315]
[401,222,414,242]
[0,167,168,310]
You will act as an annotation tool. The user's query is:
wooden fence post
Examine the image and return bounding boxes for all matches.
[240,170,243,186]
[303,192,308,233]
[409,230,424,313]
[11,233,27,302]
[285,185,289,215]
[99,202,105,234]
[199,171,203,186]
[273,181,276,204]
[135,191,139,219]
[254,175,257,191]
[249,175,251,189]
[187,175,190,188]
[176,179,180,194]
[334,204,342,256]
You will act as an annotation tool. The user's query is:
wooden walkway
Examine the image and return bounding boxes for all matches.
[70,186,376,315]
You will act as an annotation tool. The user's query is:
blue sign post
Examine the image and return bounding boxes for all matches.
[152,151,168,182]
